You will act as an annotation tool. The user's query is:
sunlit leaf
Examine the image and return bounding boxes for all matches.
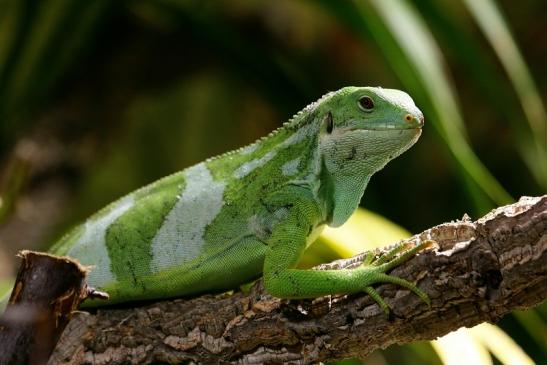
[469,323,536,365]
[432,326,492,365]
[302,208,410,268]
[320,207,410,256]
[432,323,536,365]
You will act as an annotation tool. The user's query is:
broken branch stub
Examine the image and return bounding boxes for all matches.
[0,251,103,365]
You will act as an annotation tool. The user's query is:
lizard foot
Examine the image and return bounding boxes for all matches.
[361,240,434,316]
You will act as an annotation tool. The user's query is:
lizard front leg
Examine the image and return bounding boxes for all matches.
[262,190,430,313]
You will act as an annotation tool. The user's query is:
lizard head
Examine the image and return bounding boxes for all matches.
[315,86,424,226]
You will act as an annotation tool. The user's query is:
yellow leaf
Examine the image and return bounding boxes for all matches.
[300,208,410,267]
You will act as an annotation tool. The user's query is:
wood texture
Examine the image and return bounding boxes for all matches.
[49,196,547,364]
[0,251,90,365]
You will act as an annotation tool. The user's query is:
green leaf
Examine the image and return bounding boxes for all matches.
[462,0,547,189]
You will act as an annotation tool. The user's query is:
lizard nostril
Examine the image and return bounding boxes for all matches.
[404,114,413,123]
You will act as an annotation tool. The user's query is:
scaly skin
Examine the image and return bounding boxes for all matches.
[47,86,427,310]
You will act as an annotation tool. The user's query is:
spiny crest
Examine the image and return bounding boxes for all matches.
[204,90,337,164]
[287,90,337,127]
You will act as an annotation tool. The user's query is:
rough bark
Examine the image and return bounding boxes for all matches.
[48,195,547,365]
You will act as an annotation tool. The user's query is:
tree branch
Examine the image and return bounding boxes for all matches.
[48,196,547,365]
[0,251,91,365]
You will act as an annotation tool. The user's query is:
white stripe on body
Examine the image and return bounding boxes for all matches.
[150,163,225,273]
[281,158,300,176]
[67,195,135,287]
[233,123,316,179]
[233,151,276,179]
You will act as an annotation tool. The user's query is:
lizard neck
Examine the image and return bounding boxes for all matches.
[319,154,390,227]
[319,167,370,227]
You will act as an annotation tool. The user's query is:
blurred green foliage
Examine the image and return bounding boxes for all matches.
[0,0,545,363]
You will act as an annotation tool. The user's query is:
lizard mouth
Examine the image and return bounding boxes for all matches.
[350,114,424,131]
[360,126,422,131]
[349,126,422,132]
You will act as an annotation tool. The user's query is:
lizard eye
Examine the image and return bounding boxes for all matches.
[326,112,334,134]
[358,96,374,111]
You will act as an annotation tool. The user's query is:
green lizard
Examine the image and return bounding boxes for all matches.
[42,86,428,311]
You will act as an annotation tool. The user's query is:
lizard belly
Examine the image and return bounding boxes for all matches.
[83,235,267,306]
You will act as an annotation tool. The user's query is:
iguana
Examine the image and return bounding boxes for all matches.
[44,86,428,312]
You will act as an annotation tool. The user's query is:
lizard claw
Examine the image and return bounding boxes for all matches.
[361,239,434,315]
